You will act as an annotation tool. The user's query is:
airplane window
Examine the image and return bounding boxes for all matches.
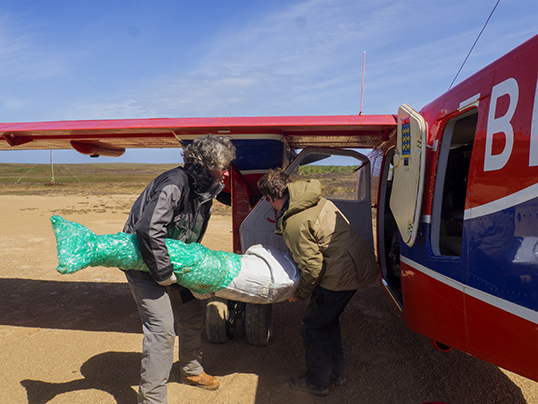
[290,154,365,201]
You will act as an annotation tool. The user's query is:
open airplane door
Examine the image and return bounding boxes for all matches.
[241,147,373,253]
[389,104,427,247]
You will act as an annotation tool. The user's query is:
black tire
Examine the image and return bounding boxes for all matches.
[205,297,235,344]
[244,303,273,346]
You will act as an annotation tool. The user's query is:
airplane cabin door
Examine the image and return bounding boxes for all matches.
[390,104,427,247]
[240,147,374,253]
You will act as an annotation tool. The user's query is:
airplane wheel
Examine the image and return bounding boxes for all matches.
[430,339,452,352]
[205,297,236,344]
[244,303,273,346]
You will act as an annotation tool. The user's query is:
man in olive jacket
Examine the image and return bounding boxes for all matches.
[258,168,378,397]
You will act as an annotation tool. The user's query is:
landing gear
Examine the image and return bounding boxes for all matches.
[205,297,273,346]
[244,303,273,346]
[205,297,237,344]
[430,339,452,352]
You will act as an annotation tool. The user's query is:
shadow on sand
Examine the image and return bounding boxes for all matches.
[7,278,528,404]
[0,278,139,333]
[21,352,142,404]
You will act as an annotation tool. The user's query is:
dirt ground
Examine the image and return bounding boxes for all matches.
[1,194,538,404]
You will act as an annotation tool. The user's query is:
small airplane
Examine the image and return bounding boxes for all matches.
[2,33,537,382]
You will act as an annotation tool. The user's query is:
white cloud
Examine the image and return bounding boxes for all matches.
[0,13,68,81]
[1,0,536,124]
[100,0,402,117]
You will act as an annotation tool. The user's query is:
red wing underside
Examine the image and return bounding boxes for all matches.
[0,115,397,153]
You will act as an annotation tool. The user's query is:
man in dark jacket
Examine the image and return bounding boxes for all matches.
[258,168,378,397]
[123,134,236,404]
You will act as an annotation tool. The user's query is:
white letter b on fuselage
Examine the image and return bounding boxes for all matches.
[484,78,518,171]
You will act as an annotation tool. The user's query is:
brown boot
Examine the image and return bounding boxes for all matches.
[181,371,220,390]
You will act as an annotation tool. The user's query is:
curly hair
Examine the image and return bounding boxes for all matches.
[257,168,290,200]
[182,134,236,171]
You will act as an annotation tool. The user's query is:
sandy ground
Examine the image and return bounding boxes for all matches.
[1,194,538,404]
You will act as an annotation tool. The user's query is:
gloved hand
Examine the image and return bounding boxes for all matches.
[157,273,177,286]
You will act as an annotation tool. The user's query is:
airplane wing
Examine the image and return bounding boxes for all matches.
[0,114,397,157]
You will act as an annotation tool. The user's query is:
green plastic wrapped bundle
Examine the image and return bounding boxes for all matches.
[51,215,242,294]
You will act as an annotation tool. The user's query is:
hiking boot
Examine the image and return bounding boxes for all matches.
[330,374,347,386]
[288,375,329,397]
[181,371,220,390]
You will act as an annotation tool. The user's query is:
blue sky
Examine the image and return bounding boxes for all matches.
[0,0,536,164]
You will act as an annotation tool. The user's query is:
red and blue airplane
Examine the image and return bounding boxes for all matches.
[1,33,537,382]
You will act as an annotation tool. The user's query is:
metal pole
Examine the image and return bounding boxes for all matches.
[50,150,55,185]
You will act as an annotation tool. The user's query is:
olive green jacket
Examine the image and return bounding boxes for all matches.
[276,180,378,300]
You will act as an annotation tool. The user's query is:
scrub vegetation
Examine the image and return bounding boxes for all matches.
[298,165,359,175]
[0,163,179,195]
[0,162,359,207]
[296,165,359,200]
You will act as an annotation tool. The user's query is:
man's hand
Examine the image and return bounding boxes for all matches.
[288,296,299,303]
[157,273,177,286]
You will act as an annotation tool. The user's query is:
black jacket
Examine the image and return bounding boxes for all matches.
[123,163,224,282]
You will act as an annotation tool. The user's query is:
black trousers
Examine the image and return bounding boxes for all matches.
[301,286,356,388]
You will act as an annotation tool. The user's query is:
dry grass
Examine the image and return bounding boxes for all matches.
[0,163,357,215]
[0,163,178,196]
[294,170,359,200]
[0,163,232,215]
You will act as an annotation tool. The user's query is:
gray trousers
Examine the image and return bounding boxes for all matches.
[125,270,204,404]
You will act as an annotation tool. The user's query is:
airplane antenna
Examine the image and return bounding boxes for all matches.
[448,0,501,90]
[360,51,365,115]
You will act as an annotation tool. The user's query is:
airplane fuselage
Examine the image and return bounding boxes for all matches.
[372,34,538,381]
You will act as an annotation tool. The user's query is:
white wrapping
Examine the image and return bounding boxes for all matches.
[201,244,299,304]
